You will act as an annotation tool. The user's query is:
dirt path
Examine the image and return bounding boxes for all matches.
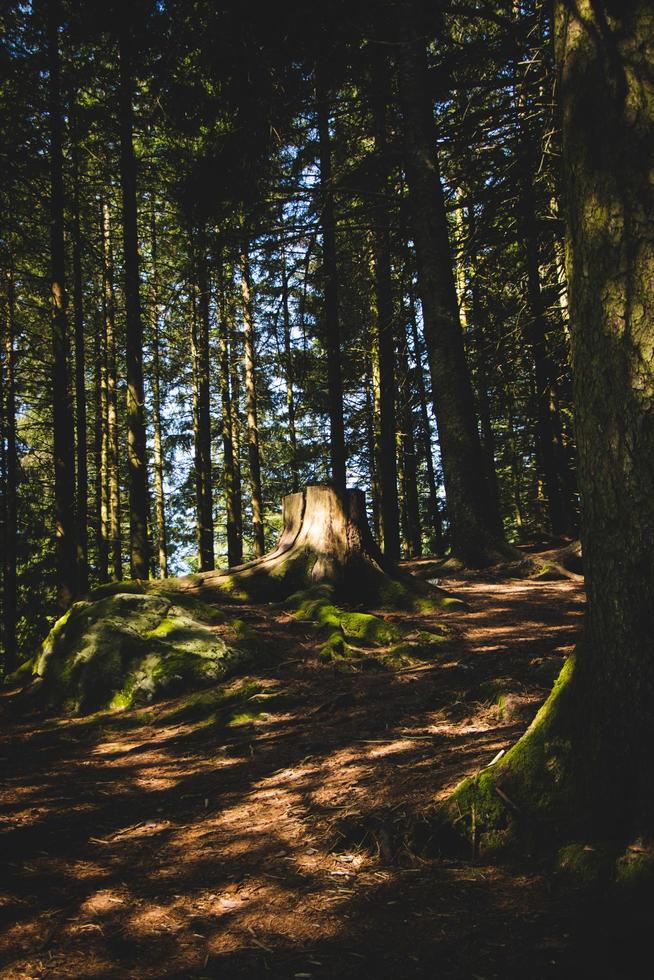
[0,562,619,979]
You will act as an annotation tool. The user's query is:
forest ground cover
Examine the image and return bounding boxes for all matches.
[0,551,642,979]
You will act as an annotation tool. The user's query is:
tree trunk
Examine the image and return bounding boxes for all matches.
[118,24,149,580]
[229,309,244,557]
[315,60,347,493]
[448,0,654,846]
[101,200,122,581]
[200,485,407,607]
[556,0,654,829]
[407,288,444,553]
[280,235,299,492]
[47,0,77,609]
[192,235,215,571]
[94,298,109,584]
[150,207,168,578]
[370,49,400,562]
[397,7,509,565]
[70,98,88,594]
[218,260,241,567]
[240,246,265,557]
[2,264,17,673]
[397,340,422,558]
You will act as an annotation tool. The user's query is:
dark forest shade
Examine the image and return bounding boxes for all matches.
[397,5,508,565]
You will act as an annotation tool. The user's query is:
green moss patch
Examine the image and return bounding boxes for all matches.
[442,655,578,854]
[35,592,263,715]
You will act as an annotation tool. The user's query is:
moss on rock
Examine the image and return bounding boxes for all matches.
[35,591,261,715]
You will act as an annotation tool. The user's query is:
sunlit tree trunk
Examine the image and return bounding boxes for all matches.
[192,234,215,571]
[94,298,109,584]
[280,234,299,492]
[100,200,122,581]
[149,207,168,578]
[47,0,77,608]
[218,260,241,566]
[118,24,149,579]
[315,59,347,493]
[240,246,265,557]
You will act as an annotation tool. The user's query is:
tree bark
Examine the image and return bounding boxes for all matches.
[370,50,400,563]
[192,234,215,571]
[218,261,241,567]
[240,246,265,557]
[149,207,168,578]
[315,60,347,493]
[555,0,654,828]
[47,0,77,609]
[118,24,149,580]
[2,264,17,672]
[70,98,88,593]
[94,297,109,584]
[100,200,122,580]
[397,6,509,565]
[280,234,299,492]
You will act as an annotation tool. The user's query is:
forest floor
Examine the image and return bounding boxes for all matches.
[0,549,643,979]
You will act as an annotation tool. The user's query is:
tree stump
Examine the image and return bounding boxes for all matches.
[199,485,409,605]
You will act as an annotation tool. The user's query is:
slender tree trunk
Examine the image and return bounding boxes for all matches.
[315,60,347,493]
[47,0,77,609]
[364,364,381,542]
[397,340,422,558]
[218,260,241,566]
[280,235,299,492]
[70,100,88,593]
[94,299,109,584]
[407,289,444,552]
[149,207,167,578]
[2,265,17,673]
[192,235,215,570]
[118,25,149,579]
[397,9,507,564]
[370,51,400,562]
[101,200,122,580]
[240,246,265,557]
[229,307,244,556]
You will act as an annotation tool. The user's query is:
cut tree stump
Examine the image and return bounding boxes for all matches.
[195,485,413,606]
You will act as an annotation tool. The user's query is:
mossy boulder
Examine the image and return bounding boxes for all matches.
[35,592,258,714]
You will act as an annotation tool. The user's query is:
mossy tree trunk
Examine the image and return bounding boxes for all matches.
[447,0,654,849]
[557,0,654,832]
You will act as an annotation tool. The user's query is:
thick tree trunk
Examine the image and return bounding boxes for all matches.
[397,8,509,565]
[240,246,265,557]
[556,0,654,829]
[192,237,215,571]
[315,61,347,493]
[47,0,77,609]
[447,0,654,850]
[200,485,406,606]
[2,264,17,673]
[118,25,149,580]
